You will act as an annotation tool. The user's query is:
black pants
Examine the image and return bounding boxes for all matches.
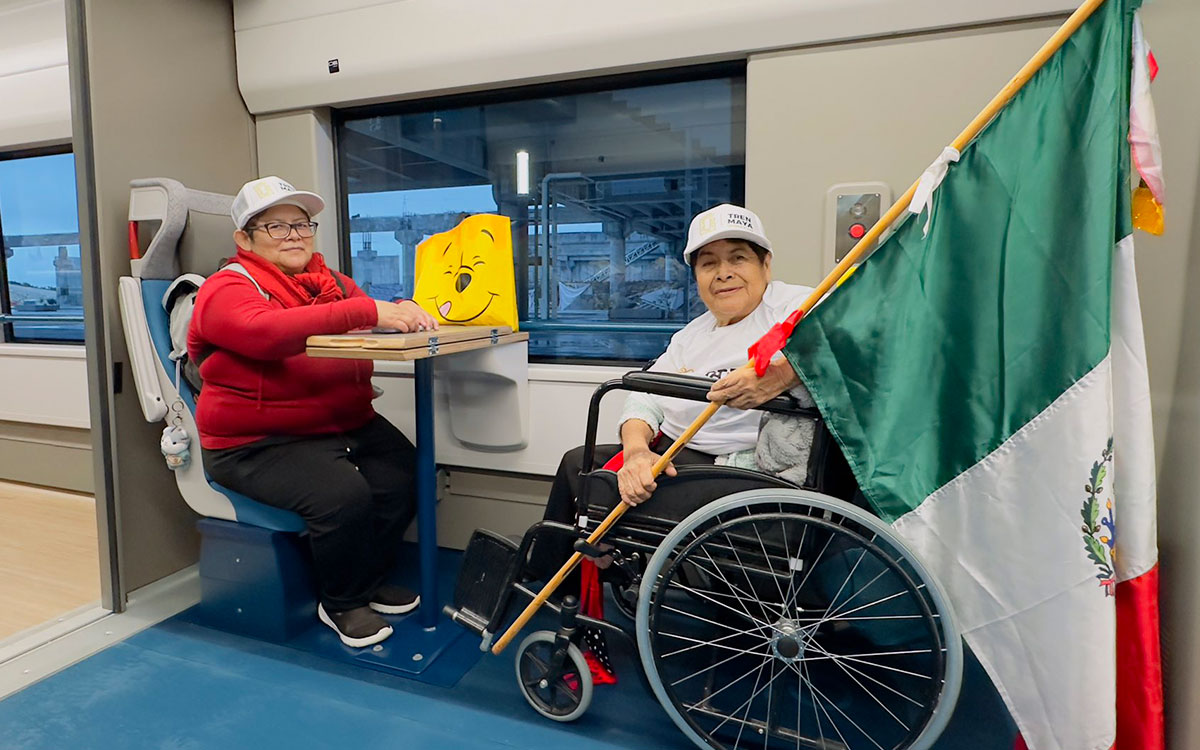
[204,415,417,611]
[529,442,716,583]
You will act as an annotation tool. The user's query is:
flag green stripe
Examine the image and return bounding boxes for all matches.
[784,0,1133,522]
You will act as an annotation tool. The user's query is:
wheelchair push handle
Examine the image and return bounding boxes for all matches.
[580,368,817,473]
[621,370,815,416]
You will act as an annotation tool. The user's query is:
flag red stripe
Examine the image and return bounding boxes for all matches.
[1014,564,1161,750]
[1116,564,1164,750]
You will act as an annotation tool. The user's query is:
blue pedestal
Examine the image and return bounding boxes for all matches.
[188,533,481,688]
[193,517,316,643]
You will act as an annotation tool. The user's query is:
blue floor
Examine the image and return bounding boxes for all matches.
[0,546,1020,750]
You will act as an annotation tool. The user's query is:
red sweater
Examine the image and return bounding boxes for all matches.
[188,251,380,450]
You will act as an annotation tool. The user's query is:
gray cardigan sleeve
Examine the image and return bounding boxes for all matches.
[618,391,665,438]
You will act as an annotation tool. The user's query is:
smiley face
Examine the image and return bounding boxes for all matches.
[412,214,518,329]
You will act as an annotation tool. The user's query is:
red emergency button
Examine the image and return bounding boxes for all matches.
[848,223,866,239]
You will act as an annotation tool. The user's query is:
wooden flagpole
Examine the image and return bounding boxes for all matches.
[491,0,1111,655]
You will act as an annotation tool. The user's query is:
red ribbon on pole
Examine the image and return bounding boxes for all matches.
[748,308,804,376]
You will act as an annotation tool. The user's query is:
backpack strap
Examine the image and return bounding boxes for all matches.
[220,262,351,299]
[331,271,349,297]
[219,262,269,299]
[186,263,269,389]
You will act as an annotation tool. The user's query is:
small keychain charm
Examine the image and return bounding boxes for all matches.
[161,403,191,471]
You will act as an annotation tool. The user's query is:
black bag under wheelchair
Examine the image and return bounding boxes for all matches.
[445,371,963,750]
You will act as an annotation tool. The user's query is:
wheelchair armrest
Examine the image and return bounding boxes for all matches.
[620,370,817,417]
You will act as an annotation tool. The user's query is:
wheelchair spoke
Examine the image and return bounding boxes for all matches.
[789,532,837,611]
[705,653,787,739]
[798,645,935,681]
[816,543,874,625]
[804,665,888,750]
[696,538,783,623]
[684,647,773,707]
[667,639,772,689]
[661,604,773,636]
[778,515,803,624]
[659,607,773,659]
[800,638,925,708]
[763,657,776,750]
[778,526,844,621]
[795,660,804,750]
[520,651,550,682]
[778,517,822,624]
[665,575,773,629]
[801,657,849,750]
[684,554,784,623]
[731,646,771,749]
[661,631,772,661]
[817,641,912,731]
[819,588,911,627]
[749,522,789,604]
[794,614,927,623]
[803,645,935,662]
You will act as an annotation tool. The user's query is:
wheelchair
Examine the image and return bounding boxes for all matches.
[445,371,963,750]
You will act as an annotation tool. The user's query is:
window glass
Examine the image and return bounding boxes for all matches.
[0,151,82,343]
[338,70,745,361]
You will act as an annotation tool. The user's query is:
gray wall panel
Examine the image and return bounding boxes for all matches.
[74,0,256,598]
[0,422,93,494]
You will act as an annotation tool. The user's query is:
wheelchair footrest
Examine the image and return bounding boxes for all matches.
[453,529,521,627]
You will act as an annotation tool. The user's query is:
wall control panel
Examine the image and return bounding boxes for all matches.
[824,182,892,274]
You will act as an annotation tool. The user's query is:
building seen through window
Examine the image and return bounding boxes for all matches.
[337,67,746,361]
[0,150,82,343]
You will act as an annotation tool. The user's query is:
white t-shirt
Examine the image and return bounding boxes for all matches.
[621,280,813,456]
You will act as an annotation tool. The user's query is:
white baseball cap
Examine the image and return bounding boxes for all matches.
[231,176,325,230]
[682,203,772,263]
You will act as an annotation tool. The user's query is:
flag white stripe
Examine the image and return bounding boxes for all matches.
[890,235,1158,750]
[1112,235,1158,581]
[894,355,1116,750]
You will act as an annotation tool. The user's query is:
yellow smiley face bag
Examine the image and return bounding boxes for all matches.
[412,214,518,330]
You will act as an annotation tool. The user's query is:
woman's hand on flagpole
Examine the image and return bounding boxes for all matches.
[618,447,677,506]
[709,358,800,409]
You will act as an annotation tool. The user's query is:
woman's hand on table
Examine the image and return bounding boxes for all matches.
[374,300,439,332]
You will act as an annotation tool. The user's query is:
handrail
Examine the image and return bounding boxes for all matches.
[0,313,86,323]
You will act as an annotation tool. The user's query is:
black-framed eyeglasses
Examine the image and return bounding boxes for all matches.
[246,221,319,239]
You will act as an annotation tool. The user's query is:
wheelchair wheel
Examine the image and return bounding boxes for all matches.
[515,630,593,722]
[636,488,961,750]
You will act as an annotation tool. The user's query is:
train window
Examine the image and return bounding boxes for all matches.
[336,66,746,362]
[0,149,83,344]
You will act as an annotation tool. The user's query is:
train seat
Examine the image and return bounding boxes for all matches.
[118,177,313,642]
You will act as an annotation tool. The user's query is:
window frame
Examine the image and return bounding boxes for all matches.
[0,143,83,345]
[332,62,746,365]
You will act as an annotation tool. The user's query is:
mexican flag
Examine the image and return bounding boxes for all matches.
[780,0,1163,748]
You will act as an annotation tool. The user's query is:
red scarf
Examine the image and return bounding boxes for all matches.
[229,249,347,308]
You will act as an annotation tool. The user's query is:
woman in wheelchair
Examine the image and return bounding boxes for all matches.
[530,204,816,581]
[187,176,438,648]
[449,204,961,748]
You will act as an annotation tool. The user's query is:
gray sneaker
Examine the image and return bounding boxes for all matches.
[317,603,393,648]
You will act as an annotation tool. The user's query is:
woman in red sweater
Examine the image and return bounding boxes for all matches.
[188,176,437,648]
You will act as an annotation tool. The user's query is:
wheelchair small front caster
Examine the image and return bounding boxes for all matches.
[515,630,593,721]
